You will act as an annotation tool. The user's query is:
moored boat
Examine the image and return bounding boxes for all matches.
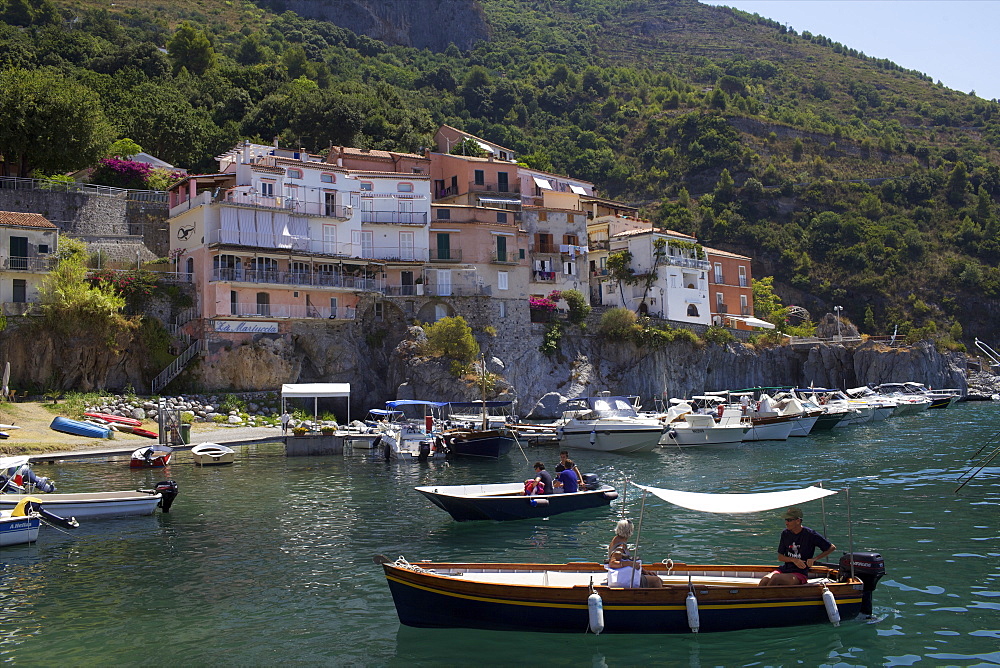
[130,445,172,468]
[82,412,142,427]
[554,395,665,453]
[659,407,746,447]
[0,506,40,546]
[191,442,235,466]
[0,481,178,519]
[416,479,617,522]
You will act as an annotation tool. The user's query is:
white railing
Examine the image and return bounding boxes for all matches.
[211,268,382,292]
[0,175,166,201]
[150,339,202,394]
[206,229,427,261]
[227,303,357,319]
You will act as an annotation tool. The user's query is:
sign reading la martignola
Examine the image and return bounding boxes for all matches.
[211,320,279,334]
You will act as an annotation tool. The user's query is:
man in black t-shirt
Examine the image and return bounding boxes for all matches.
[758,507,836,586]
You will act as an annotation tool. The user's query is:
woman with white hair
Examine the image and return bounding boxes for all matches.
[606,519,663,588]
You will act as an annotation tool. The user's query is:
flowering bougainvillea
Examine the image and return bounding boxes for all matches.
[90,158,154,190]
[529,296,557,312]
[89,269,159,307]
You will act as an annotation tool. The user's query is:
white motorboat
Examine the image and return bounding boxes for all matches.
[763,393,820,436]
[191,442,236,466]
[0,487,176,519]
[701,393,798,441]
[0,506,40,546]
[554,395,665,453]
[876,382,959,410]
[659,405,747,447]
[374,400,448,462]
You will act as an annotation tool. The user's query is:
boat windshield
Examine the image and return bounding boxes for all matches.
[587,396,640,417]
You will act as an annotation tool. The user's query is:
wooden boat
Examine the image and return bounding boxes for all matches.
[83,412,142,427]
[0,482,178,519]
[191,442,235,466]
[50,416,111,439]
[437,428,515,459]
[416,481,618,521]
[130,445,172,468]
[381,485,885,634]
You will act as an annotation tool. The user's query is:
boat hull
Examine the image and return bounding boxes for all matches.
[660,425,746,447]
[0,514,40,546]
[191,444,236,466]
[788,414,819,437]
[83,412,142,427]
[559,424,664,453]
[0,491,162,519]
[383,561,864,634]
[416,483,617,521]
[50,416,111,439]
[441,430,515,459]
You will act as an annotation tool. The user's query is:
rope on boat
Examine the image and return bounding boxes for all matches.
[956,437,1000,493]
[391,556,430,573]
[661,558,674,576]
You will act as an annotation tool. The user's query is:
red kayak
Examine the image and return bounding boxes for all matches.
[84,412,142,427]
[132,428,159,439]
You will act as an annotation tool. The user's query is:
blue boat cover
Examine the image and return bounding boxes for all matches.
[385,400,447,408]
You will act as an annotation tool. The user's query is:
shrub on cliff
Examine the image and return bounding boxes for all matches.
[598,307,638,340]
[422,316,479,364]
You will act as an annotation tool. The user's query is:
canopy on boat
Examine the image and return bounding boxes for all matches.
[386,400,447,408]
[0,455,29,472]
[446,401,513,408]
[631,483,837,514]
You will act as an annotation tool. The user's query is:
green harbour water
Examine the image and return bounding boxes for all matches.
[2,402,998,666]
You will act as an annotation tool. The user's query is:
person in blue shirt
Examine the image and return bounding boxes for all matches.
[554,467,579,493]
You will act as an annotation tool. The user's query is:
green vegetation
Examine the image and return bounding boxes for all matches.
[422,316,480,365]
[539,322,563,356]
[2,0,998,342]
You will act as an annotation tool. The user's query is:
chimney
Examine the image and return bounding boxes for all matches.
[273,136,279,148]
[300,148,308,161]
[242,139,250,164]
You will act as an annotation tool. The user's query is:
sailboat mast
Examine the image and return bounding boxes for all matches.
[481,354,488,431]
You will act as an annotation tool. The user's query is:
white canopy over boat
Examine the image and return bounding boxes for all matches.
[632,483,837,514]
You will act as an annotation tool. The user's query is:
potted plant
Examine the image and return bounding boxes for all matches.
[321,425,335,435]
[292,426,308,436]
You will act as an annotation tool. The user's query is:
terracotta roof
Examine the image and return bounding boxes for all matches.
[251,165,285,175]
[703,246,751,260]
[331,146,427,161]
[0,211,57,229]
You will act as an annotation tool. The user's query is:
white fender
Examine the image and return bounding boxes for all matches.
[823,585,841,626]
[686,590,700,633]
[588,591,605,635]
[589,428,596,445]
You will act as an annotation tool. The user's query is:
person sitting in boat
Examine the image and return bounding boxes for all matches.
[554,467,579,493]
[524,462,553,495]
[758,507,836,586]
[606,519,663,588]
[554,450,586,490]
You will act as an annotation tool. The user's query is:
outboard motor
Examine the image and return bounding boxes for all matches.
[583,473,600,488]
[417,440,432,461]
[838,552,885,616]
[154,480,179,513]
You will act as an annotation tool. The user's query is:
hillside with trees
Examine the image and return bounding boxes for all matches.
[1,0,998,347]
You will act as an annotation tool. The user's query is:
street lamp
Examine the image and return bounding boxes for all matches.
[834,305,843,340]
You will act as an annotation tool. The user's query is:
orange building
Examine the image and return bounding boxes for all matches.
[704,247,756,329]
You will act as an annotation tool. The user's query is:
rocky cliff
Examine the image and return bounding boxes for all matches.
[281,0,490,52]
[0,314,968,419]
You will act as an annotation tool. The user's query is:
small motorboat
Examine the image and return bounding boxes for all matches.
[380,484,885,634]
[0,504,40,546]
[50,416,112,439]
[0,457,178,519]
[191,442,235,466]
[416,476,618,522]
[130,445,172,468]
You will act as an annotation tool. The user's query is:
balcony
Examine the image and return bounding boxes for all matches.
[211,268,382,292]
[468,181,520,195]
[531,270,557,283]
[533,245,559,255]
[739,277,749,287]
[490,252,522,265]
[3,255,55,272]
[713,274,724,284]
[207,230,428,262]
[384,284,423,297]
[715,303,729,314]
[589,239,610,251]
[590,268,608,277]
[665,256,711,270]
[423,284,491,297]
[560,244,587,256]
[429,248,463,262]
[224,187,350,219]
[360,210,428,225]
[227,303,357,320]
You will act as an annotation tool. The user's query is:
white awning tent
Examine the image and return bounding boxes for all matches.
[280,383,351,421]
[727,315,776,330]
[532,176,553,190]
[632,484,837,514]
[569,184,587,195]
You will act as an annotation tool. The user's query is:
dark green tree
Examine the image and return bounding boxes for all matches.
[0,68,114,177]
[167,22,216,76]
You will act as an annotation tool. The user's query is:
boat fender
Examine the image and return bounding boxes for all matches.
[667,429,678,441]
[11,496,43,517]
[822,585,841,627]
[529,497,549,506]
[686,590,700,633]
[603,491,619,500]
[587,591,605,635]
[589,429,596,445]
[556,426,564,441]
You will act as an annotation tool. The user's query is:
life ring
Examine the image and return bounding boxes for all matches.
[12,496,43,516]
